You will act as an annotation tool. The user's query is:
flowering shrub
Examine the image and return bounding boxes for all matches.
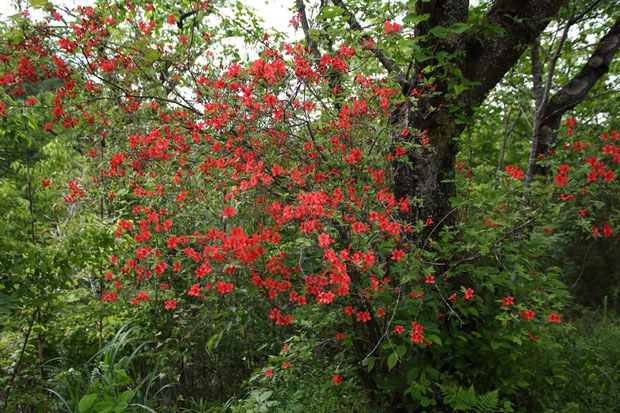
[0,0,617,411]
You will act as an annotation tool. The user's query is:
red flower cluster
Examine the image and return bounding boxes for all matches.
[384,21,401,35]
[410,321,424,344]
[357,311,371,322]
[502,296,515,306]
[585,156,614,181]
[554,165,570,186]
[130,291,150,305]
[216,281,234,294]
[591,223,613,238]
[519,309,536,320]
[463,288,474,300]
[102,291,118,303]
[506,165,524,179]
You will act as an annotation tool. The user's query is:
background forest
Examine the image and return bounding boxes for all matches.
[0,0,619,412]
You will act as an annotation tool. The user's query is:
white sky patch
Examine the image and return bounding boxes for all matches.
[256,0,295,38]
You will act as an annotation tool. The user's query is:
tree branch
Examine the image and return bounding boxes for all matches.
[533,15,620,168]
[177,9,199,30]
[525,18,571,188]
[332,0,407,86]
[296,0,321,62]
[391,0,563,235]
[458,0,564,111]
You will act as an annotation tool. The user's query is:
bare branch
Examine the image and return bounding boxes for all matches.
[177,9,199,30]
[525,21,571,188]
[296,0,321,62]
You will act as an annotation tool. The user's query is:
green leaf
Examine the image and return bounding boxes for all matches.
[379,240,395,252]
[449,23,469,34]
[321,6,344,18]
[118,390,133,404]
[396,344,407,358]
[206,333,218,351]
[428,26,449,38]
[407,367,419,382]
[114,369,131,386]
[79,394,98,412]
[412,49,432,63]
[467,307,479,317]
[367,357,376,372]
[30,0,50,7]
[420,397,433,407]
[426,334,442,346]
[453,83,468,96]
[144,49,161,62]
[26,116,37,130]
[11,30,24,43]
[403,13,429,25]
[387,353,398,371]
[93,401,114,413]
[114,402,128,413]
[258,390,273,402]
[362,356,377,372]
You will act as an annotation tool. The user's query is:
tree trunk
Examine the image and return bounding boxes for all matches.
[392,106,460,239]
[391,0,565,241]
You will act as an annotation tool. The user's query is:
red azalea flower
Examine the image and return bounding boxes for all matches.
[463,288,474,300]
[318,232,334,248]
[356,311,371,322]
